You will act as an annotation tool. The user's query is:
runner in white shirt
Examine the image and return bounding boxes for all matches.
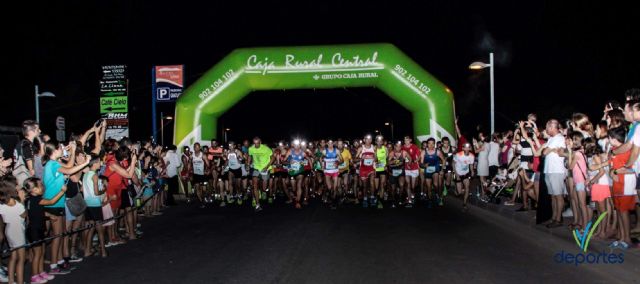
[453,143,475,211]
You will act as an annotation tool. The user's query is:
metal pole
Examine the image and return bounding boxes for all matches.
[161,112,164,146]
[391,121,395,141]
[152,68,158,143]
[489,52,495,134]
[35,85,39,123]
[224,130,227,144]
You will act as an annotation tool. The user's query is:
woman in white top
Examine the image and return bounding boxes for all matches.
[474,133,490,201]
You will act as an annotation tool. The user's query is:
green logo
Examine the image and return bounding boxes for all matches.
[573,212,607,252]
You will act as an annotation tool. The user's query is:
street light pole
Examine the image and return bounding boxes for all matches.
[35,85,56,124]
[160,111,164,146]
[489,52,495,134]
[385,121,394,141]
[469,53,495,134]
[35,85,39,123]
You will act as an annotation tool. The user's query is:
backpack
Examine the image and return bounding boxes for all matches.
[12,140,32,186]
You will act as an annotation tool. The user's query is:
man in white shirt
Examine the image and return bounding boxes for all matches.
[164,145,182,205]
[542,119,566,227]
[488,134,501,177]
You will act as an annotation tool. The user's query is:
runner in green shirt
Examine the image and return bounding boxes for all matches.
[247,137,273,212]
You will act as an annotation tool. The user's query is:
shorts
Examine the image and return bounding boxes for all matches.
[575,182,586,192]
[120,188,133,209]
[390,172,404,185]
[376,170,387,177]
[339,171,349,177]
[27,225,46,243]
[404,169,419,178]
[85,206,104,221]
[424,169,440,179]
[359,167,375,179]
[533,172,541,182]
[545,173,567,196]
[229,168,242,178]
[325,172,339,178]
[143,188,154,198]
[193,174,207,184]
[241,165,249,179]
[44,207,65,217]
[251,169,270,180]
[275,171,288,178]
[65,204,77,221]
[613,195,636,212]
[591,184,611,202]
[455,173,471,182]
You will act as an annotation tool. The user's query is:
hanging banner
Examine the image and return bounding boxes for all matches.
[100,65,129,139]
[154,65,184,102]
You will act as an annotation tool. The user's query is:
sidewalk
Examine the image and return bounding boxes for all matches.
[461,194,640,258]
[446,192,640,283]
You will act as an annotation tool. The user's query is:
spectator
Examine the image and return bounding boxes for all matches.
[488,133,501,177]
[0,180,26,284]
[542,119,567,228]
[42,141,90,274]
[164,145,181,206]
[24,177,66,283]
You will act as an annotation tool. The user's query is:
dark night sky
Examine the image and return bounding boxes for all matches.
[5,1,639,143]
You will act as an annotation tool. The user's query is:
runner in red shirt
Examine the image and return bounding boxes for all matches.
[402,136,420,207]
[356,135,377,208]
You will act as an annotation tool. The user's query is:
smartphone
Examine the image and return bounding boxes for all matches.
[94,118,104,128]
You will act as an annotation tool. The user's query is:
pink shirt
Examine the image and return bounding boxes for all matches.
[572,151,588,184]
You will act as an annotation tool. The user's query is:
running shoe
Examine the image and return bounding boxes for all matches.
[404,202,413,208]
[377,201,383,209]
[295,202,302,209]
[251,199,257,207]
[427,200,432,209]
[237,199,243,205]
[69,255,83,263]
[362,199,369,208]
[255,205,263,212]
[220,201,227,207]
[0,272,7,283]
[443,186,448,196]
[268,197,273,204]
[609,241,620,249]
[438,198,444,206]
[49,267,70,275]
[228,198,235,204]
[30,274,48,284]
[40,272,55,281]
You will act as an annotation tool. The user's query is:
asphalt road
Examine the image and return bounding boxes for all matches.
[56,198,630,284]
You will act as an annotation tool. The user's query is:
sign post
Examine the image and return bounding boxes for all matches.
[99,65,129,140]
[152,65,183,143]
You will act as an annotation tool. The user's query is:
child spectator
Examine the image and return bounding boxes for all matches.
[24,177,66,283]
[0,182,27,284]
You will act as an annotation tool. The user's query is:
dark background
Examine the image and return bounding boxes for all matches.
[4,0,639,144]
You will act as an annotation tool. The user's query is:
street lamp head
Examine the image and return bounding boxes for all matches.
[38,92,56,98]
[469,62,491,70]
[165,116,173,120]
[384,122,390,126]
[225,128,231,131]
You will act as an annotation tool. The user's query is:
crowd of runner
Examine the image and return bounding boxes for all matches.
[177,134,468,212]
[1,88,640,283]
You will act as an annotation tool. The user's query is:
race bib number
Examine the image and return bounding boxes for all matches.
[392,169,403,177]
[339,162,347,169]
[376,163,385,169]
[461,164,469,172]
[364,158,374,166]
[426,166,436,174]
[290,162,301,172]
[229,160,239,168]
[325,160,337,170]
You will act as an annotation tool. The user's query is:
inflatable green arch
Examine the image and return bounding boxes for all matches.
[174,43,456,147]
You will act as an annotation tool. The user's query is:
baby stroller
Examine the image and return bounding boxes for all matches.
[485,169,515,204]
[485,156,519,204]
